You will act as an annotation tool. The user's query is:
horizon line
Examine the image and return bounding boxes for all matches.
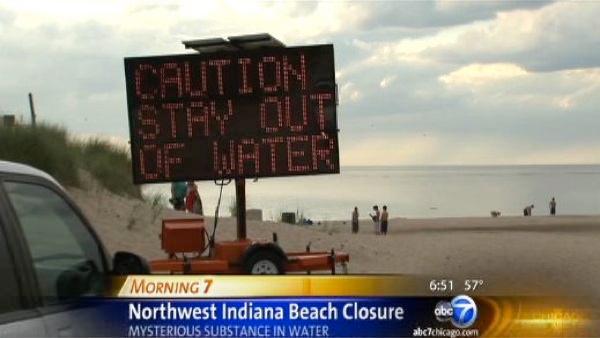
[341,163,600,167]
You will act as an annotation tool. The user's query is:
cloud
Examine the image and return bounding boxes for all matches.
[0,5,14,25]
[340,82,362,103]
[341,133,600,166]
[341,134,440,166]
[0,0,598,166]
[360,0,553,29]
[438,66,600,113]
[424,1,600,71]
[173,1,370,43]
[439,63,528,87]
[379,75,397,88]
[337,51,600,164]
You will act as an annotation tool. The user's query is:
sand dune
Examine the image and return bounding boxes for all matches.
[67,178,600,298]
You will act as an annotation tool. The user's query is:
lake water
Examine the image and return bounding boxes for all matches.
[142,165,600,221]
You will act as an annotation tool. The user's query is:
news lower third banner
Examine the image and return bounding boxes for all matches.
[76,276,598,337]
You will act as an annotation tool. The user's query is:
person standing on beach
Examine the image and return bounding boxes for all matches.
[524,204,534,216]
[549,197,557,216]
[170,181,187,211]
[351,207,359,233]
[380,206,389,235]
[186,181,204,215]
[369,205,380,235]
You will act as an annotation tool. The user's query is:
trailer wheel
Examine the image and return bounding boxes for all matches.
[245,251,284,275]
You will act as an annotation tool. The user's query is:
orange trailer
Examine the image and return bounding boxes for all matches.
[150,217,349,275]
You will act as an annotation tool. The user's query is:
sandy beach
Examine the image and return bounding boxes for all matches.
[68,177,600,298]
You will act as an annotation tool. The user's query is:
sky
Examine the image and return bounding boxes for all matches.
[0,0,599,165]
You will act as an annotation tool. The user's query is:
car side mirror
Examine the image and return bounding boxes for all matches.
[56,259,101,301]
[112,251,150,275]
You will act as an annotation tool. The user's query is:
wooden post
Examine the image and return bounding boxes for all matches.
[235,178,247,240]
[28,93,36,127]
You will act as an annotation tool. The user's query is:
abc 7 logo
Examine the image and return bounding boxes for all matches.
[434,295,477,328]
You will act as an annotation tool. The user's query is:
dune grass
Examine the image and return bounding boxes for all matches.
[77,139,140,197]
[0,124,79,186]
[0,123,141,198]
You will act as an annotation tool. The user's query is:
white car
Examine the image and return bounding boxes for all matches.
[0,160,147,337]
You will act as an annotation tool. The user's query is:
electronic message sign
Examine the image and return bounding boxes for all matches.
[124,44,338,184]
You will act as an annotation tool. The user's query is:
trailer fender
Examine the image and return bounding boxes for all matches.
[242,243,288,274]
[242,243,288,264]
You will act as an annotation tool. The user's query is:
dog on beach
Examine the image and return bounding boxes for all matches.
[490,210,501,218]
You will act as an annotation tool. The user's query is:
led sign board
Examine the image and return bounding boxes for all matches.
[124,44,338,183]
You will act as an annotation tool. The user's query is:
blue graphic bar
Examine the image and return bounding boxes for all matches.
[75,297,486,337]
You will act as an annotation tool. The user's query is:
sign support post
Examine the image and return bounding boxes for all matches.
[235,178,247,240]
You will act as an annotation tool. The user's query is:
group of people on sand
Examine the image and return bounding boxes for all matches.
[170,181,204,215]
[523,197,557,216]
[351,205,389,235]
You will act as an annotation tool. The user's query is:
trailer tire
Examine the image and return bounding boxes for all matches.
[244,250,284,275]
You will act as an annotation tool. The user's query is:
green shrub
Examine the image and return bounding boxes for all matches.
[0,123,140,198]
[0,124,79,186]
[78,139,141,198]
